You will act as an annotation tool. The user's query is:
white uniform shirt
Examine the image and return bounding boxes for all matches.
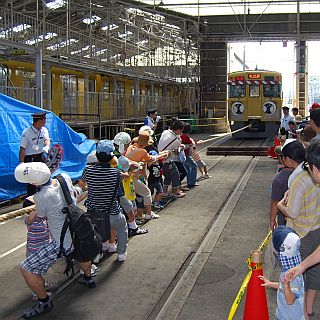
[158,129,181,163]
[280,115,295,131]
[20,125,50,155]
[144,116,155,129]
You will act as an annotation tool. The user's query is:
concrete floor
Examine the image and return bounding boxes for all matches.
[1,137,318,320]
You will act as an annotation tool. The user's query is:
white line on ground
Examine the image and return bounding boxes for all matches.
[0,242,26,260]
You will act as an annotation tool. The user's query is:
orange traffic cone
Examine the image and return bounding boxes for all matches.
[243,250,269,320]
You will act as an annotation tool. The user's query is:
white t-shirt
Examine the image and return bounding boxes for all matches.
[280,115,295,131]
[20,125,50,155]
[34,179,72,250]
[158,129,181,162]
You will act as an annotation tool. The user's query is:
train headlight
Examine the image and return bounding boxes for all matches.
[231,102,244,115]
[263,101,276,115]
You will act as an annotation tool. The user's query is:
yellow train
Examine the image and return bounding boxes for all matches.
[228,70,282,139]
[0,60,196,123]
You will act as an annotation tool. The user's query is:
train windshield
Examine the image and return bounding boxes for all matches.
[263,84,281,98]
[249,84,260,97]
[228,84,245,98]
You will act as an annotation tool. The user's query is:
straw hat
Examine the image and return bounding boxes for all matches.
[135,131,153,147]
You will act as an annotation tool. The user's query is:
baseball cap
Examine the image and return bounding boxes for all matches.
[15,162,51,185]
[87,151,98,164]
[117,156,130,172]
[272,226,301,271]
[274,138,296,156]
[96,140,114,155]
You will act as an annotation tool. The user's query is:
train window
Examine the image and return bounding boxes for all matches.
[249,84,260,97]
[263,84,281,98]
[228,84,245,98]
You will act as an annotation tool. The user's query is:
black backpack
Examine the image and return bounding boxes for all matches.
[56,175,102,276]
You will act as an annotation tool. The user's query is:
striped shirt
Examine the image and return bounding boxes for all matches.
[81,163,121,214]
[286,171,320,238]
[26,216,50,256]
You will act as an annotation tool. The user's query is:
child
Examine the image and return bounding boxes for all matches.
[190,139,211,179]
[148,150,164,210]
[25,204,56,300]
[259,226,304,320]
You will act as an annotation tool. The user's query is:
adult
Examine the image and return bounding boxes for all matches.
[277,142,320,317]
[15,162,94,319]
[309,108,320,143]
[158,119,186,198]
[79,140,128,261]
[144,107,160,131]
[279,106,294,137]
[292,107,299,118]
[19,112,51,196]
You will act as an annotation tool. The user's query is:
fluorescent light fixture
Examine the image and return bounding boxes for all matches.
[118,31,133,39]
[101,24,119,31]
[25,32,57,45]
[83,15,101,25]
[45,0,65,10]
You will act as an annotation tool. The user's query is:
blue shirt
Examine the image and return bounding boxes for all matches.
[275,271,304,320]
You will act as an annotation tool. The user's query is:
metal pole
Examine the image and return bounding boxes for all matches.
[35,48,43,108]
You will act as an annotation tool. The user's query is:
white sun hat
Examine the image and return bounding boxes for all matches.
[15,162,51,185]
[139,125,154,137]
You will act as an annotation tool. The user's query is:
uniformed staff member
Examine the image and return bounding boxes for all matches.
[19,111,51,196]
[144,107,161,131]
[279,106,294,137]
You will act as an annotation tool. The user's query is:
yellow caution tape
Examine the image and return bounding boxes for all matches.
[228,230,272,320]
[227,270,252,320]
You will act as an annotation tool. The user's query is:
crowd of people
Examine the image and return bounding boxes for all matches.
[262,104,320,319]
[15,109,211,319]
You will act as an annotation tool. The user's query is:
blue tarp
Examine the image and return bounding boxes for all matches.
[0,93,96,201]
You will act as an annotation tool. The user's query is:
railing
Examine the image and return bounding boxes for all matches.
[0,85,181,121]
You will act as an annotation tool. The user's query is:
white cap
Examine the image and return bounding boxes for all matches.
[280,232,301,258]
[87,151,98,164]
[139,125,154,137]
[282,138,296,149]
[15,162,51,185]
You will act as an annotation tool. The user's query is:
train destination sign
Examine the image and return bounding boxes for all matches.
[248,73,261,79]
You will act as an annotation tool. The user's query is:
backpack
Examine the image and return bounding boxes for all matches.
[56,174,102,276]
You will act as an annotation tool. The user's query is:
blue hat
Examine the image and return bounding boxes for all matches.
[118,156,130,172]
[96,140,115,155]
[149,150,158,156]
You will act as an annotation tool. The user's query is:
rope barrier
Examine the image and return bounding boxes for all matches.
[0,205,35,222]
[227,230,272,320]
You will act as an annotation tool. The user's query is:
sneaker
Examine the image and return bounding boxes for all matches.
[93,253,103,264]
[128,227,148,237]
[145,212,160,220]
[135,219,143,225]
[118,253,127,262]
[153,202,164,210]
[180,186,190,192]
[22,297,53,319]
[204,174,211,179]
[80,264,99,277]
[187,183,200,188]
[102,242,117,253]
[79,276,96,288]
[172,192,185,198]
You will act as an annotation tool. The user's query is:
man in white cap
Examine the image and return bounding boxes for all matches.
[15,162,94,319]
[19,111,51,196]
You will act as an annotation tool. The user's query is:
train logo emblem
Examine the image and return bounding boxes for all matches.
[263,101,276,115]
[231,102,244,115]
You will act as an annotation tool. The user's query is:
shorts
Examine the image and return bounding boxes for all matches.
[196,159,206,168]
[163,162,180,188]
[119,196,133,214]
[300,228,320,290]
[20,240,60,276]
[148,180,163,195]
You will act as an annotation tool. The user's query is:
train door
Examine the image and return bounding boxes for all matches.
[116,81,125,118]
[246,82,261,118]
[62,75,77,115]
